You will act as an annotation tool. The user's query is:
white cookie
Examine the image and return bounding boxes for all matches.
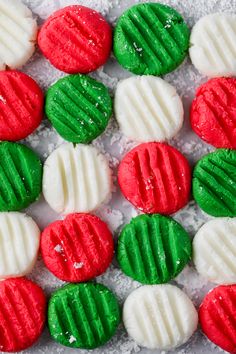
[0,0,37,70]
[0,212,40,279]
[43,143,112,214]
[114,76,184,142]
[193,218,236,284]
[190,13,236,77]
[123,284,198,350]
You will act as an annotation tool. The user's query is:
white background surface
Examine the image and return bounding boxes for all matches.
[5,0,235,353]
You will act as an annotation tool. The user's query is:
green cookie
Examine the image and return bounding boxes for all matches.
[45,74,112,143]
[193,149,236,217]
[113,3,190,76]
[0,142,42,211]
[117,214,191,284]
[48,283,121,349]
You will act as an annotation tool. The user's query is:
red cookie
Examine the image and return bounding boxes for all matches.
[0,277,46,352]
[0,70,44,141]
[190,77,236,149]
[41,213,114,282]
[118,142,191,215]
[199,285,236,353]
[38,5,112,74]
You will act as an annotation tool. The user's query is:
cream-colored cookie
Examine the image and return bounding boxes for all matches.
[0,212,40,279]
[43,143,112,214]
[114,76,183,142]
[0,0,37,70]
[190,13,236,77]
[123,284,198,350]
[193,218,236,284]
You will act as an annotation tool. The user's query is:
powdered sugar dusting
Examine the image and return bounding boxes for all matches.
[20,0,234,353]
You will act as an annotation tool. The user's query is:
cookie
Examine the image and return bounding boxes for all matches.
[0,70,44,141]
[43,143,112,214]
[113,3,189,76]
[0,142,42,211]
[117,214,191,284]
[190,14,236,77]
[38,5,112,74]
[118,142,191,214]
[45,74,112,143]
[199,284,236,353]
[41,213,114,282]
[0,0,37,70]
[0,212,40,279]
[115,76,183,142]
[193,149,236,217]
[123,284,198,350]
[48,282,120,349]
[0,277,46,352]
[190,77,236,149]
[193,218,236,284]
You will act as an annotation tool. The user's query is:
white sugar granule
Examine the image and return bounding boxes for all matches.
[73,262,84,269]
[68,335,76,344]
[54,244,63,253]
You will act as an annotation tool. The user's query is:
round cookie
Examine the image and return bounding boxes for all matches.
[0,0,37,70]
[113,3,190,76]
[190,77,236,149]
[0,212,40,279]
[118,142,191,214]
[123,284,198,350]
[41,213,114,282]
[199,284,236,353]
[43,143,112,215]
[193,149,236,217]
[190,13,236,77]
[117,214,191,284]
[48,282,120,349]
[45,74,112,143]
[193,218,236,284]
[38,5,112,74]
[0,277,46,352]
[0,70,44,141]
[0,142,42,211]
[115,76,184,142]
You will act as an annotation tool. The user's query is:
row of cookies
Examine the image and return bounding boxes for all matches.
[3,0,236,78]
[0,140,235,218]
[0,70,236,162]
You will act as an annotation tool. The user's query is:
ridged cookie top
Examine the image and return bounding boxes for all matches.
[117,214,191,284]
[113,3,190,75]
[0,70,44,141]
[115,76,183,142]
[48,283,121,349]
[193,149,236,217]
[190,13,236,77]
[123,285,198,350]
[45,74,112,143]
[43,143,112,214]
[193,218,236,284]
[38,5,112,74]
[0,212,40,279]
[41,213,114,282]
[0,277,46,352]
[0,0,37,70]
[118,142,191,214]
[191,77,236,149]
[0,142,42,211]
[199,285,236,353]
